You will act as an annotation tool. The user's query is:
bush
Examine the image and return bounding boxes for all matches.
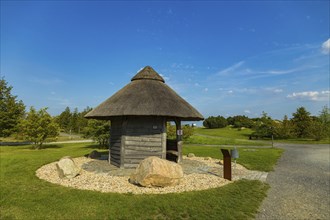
[166,122,194,140]
[228,115,253,128]
[19,107,59,149]
[203,116,228,129]
[83,120,110,147]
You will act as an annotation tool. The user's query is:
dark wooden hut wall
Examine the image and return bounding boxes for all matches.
[109,116,166,168]
[109,118,122,167]
[123,117,165,168]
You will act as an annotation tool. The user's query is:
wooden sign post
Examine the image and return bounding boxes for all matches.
[221,149,232,181]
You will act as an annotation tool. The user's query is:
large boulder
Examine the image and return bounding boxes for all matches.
[129,156,183,187]
[56,156,80,179]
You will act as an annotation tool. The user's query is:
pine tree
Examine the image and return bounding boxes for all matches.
[0,78,25,137]
[291,107,312,138]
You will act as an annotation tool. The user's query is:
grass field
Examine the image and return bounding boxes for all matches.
[183,146,283,172]
[0,143,280,219]
[186,127,269,146]
[189,126,329,145]
[194,127,254,139]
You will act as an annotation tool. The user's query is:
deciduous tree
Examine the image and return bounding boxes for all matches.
[20,107,59,149]
[83,120,110,147]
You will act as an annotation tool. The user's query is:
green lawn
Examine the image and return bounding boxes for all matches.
[194,127,254,139]
[186,127,269,146]
[190,126,330,145]
[0,143,275,219]
[186,135,268,146]
[0,132,87,143]
[183,145,284,172]
[271,137,330,144]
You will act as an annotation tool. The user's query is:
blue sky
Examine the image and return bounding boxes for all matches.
[1,1,329,120]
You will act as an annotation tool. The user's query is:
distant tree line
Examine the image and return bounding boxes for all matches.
[1,77,329,148]
[0,78,109,148]
[46,106,111,147]
[203,106,330,141]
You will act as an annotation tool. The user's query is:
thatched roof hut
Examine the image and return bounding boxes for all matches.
[85,66,203,121]
[85,66,203,168]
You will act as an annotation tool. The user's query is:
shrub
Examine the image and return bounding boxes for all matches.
[203,116,228,129]
[166,122,194,140]
[19,107,59,149]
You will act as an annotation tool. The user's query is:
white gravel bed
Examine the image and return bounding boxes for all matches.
[36,156,257,194]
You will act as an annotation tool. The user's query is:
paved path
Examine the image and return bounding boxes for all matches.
[256,144,330,220]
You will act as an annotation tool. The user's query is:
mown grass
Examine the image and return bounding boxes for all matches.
[194,127,254,139]
[0,143,273,220]
[183,145,283,172]
[186,135,268,146]
[272,137,330,144]
[193,126,330,144]
[186,127,269,146]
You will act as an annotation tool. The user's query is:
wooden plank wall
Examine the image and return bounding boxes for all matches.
[109,118,122,167]
[123,117,165,168]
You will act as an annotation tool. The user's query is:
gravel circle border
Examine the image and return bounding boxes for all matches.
[36,156,255,194]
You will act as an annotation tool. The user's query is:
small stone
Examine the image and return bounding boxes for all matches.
[88,150,102,159]
[219,160,224,165]
[187,153,195,158]
[204,157,211,160]
[56,156,80,179]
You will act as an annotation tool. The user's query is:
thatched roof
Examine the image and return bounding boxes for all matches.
[85,66,204,121]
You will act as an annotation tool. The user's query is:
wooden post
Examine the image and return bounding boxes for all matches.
[175,118,183,163]
[221,149,232,181]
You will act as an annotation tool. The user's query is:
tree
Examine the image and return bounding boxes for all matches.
[274,115,294,139]
[230,115,253,128]
[69,107,79,133]
[308,119,325,141]
[83,120,110,147]
[319,105,330,136]
[55,107,71,132]
[55,106,92,134]
[251,112,276,139]
[20,107,59,149]
[0,78,25,137]
[77,106,92,133]
[166,122,194,140]
[308,106,330,141]
[291,107,312,138]
[203,116,228,129]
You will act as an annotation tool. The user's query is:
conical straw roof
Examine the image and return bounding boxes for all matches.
[85,66,204,121]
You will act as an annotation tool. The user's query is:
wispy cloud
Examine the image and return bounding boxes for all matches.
[287,91,330,101]
[321,38,330,54]
[246,67,302,75]
[217,61,245,75]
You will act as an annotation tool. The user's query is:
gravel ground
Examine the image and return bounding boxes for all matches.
[256,144,330,220]
[36,156,266,194]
